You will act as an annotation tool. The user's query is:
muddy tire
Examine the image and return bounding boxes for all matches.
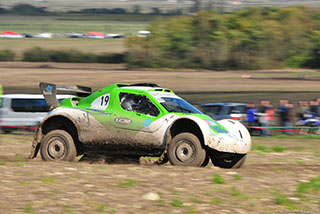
[210,153,246,169]
[201,155,210,167]
[167,133,206,167]
[40,130,76,161]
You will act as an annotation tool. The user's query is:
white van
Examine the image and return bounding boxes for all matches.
[0,94,72,132]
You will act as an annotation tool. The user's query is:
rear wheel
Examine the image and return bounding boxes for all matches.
[210,153,246,168]
[167,133,206,167]
[40,130,76,161]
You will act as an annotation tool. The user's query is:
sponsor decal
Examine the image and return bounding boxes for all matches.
[205,120,228,134]
[211,125,228,134]
[165,114,176,123]
[77,112,91,127]
[149,92,179,103]
[142,119,152,127]
[45,85,53,93]
[114,117,132,125]
[43,84,54,95]
[85,108,112,116]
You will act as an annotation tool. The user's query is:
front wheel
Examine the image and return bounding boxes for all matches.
[210,153,246,169]
[167,133,206,167]
[40,130,77,161]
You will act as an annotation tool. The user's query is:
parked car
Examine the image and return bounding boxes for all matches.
[28,83,251,168]
[104,34,125,39]
[199,102,247,124]
[0,94,72,132]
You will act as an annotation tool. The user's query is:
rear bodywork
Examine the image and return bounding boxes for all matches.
[29,83,251,159]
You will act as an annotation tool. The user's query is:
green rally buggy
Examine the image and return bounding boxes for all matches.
[29,82,251,168]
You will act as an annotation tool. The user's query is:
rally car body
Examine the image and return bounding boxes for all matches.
[29,82,251,168]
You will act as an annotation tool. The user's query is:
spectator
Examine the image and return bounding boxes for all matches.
[0,84,2,135]
[287,103,295,126]
[309,100,319,116]
[246,103,258,135]
[278,99,291,134]
[297,100,309,120]
[258,100,271,137]
[314,98,320,116]
[265,101,275,124]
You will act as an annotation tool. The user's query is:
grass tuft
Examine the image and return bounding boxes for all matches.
[231,187,248,200]
[297,176,320,194]
[274,190,297,209]
[171,198,184,207]
[185,206,197,214]
[233,174,242,181]
[63,206,74,214]
[212,174,226,184]
[210,197,222,205]
[15,156,26,167]
[41,177,56,185]
[118,179,136,188]
[191,197,202,204]
[96,204,106,212]
[24,204,35,214]
[296,161,305,165]
[252,145,286,153]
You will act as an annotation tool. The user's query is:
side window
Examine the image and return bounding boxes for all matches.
[0,98,3,108]
[203,106,222,115]
[231,105,246,113]
[119,93,160,117]
[11,99,49,112]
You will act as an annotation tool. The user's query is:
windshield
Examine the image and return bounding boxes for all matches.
[160,97,202,114]
[149,92,202,114]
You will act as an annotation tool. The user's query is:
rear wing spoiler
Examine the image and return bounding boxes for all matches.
[40,82,92,109]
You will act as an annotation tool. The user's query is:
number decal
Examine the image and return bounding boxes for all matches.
[91,94,110,110]
[100,95,109,106]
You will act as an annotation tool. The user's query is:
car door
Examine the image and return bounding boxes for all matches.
[111,92,164,133]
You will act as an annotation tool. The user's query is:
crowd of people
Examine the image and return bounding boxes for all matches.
[246,98,320,136]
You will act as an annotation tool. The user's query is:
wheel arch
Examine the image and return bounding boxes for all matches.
[168,118,205,148]
[29,115,83,159]
[41,115,83,155]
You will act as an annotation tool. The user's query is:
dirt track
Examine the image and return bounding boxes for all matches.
[1,62,320,94]
[0,133,319,214]
[1,62,320,105]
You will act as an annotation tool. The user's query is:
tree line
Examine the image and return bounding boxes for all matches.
[127,6,320,70]
[0,48,125,64]
[0,4,183,16]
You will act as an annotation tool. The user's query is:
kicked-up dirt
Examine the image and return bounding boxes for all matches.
[0,132,319,214]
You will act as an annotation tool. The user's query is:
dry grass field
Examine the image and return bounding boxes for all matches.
[0,14,147,59]
[0,133,319,213]
[0,39,126,60]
